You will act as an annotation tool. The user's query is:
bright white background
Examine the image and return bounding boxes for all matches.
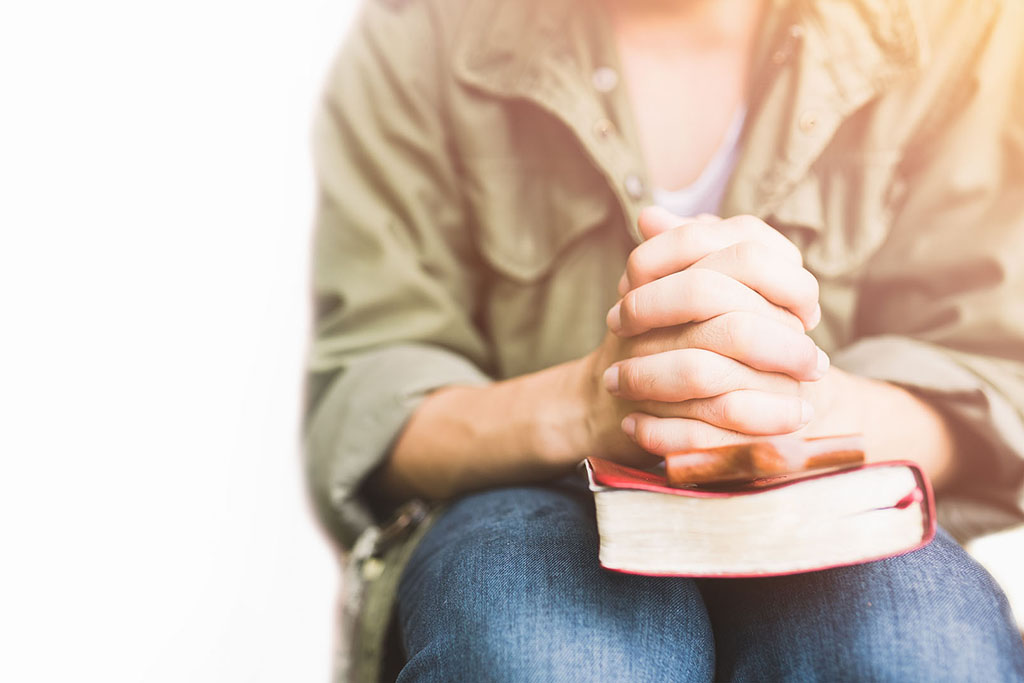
[2,2,1022,681]
[0,1,360,680]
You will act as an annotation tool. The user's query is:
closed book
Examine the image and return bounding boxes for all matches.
[585,456,935,577]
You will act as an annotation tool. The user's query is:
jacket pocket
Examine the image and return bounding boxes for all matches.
[770,153,903,279]
[464,157,616,283]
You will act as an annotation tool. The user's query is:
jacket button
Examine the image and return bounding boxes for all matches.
[771,48,789,65]
[592,66,619,92]
[624,174,645,200]
[773,25,804,65]
[799,110,819,133]
[593,118,614,139]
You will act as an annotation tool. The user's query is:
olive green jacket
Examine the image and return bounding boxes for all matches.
[306,0,1024,679]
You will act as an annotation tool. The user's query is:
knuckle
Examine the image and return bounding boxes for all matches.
[720,311,755,354]
[801,268,821,302]
[670,229,694,264]
[675,222,702,243]
[776,374,801,395]
[625,249,649,286]
[733,239,762,266]
[674,223,710,261]
[732,214,763,232]
[778,236,804,265]
[636,420,666,454]
[796,334,819,369]
[639,366,660,395]
[621,290,641,327]
[688,420,728,449]
[618,362,641,395]
[717,361,746,392]
[685,354,721,396]
[780,397,805,431]
[621,361,654,397]
[786,237,804,264]
[777,306,806,332]
[686,266,720,293]
[719,393,744,428]
[730,213,802,264]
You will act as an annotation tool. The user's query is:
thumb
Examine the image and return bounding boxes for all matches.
[636,206,684,240]
[637,206,723,241]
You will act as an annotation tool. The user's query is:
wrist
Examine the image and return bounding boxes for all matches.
[801,366,955,486]
[527,357,597,468]
[798,366,860,437]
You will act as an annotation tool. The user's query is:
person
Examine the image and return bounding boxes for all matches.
[305,0,1024,679]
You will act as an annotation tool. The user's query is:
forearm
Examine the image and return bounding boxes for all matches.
[368,359,592,503]
[367,340,958,505]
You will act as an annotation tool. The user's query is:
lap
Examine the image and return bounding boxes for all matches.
[398,484,1024,682]
[398,485,714,682]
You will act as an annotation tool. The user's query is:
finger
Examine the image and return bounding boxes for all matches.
[623,213,802,294]
[690,241,821,331]
[628,313,828,381]
[604,347,799,402]
[636,205,706,240]
[621,414,751,457]
[642,391,813,435]
[608,268,800,337]
[720,214,804,265]
[621,219,737,296]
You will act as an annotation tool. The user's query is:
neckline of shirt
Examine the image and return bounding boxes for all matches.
[652,106,747,215]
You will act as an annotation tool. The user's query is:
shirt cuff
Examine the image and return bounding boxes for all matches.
[305,343,492,548]
[831,335,1024,540]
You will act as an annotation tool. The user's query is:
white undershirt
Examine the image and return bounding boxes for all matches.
[652,108,746,217]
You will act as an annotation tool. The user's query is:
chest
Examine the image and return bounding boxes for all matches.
[616,45,749,192]
[449,31,915,377]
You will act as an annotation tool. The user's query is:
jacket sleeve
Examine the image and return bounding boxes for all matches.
[305,1,492,548]
[833,3,1024,539]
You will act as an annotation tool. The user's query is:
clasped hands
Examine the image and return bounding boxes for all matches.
[581,207,840,467]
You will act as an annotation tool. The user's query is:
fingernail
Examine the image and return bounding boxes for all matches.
[606,302,622,333]
[617,273,629,296]
[621,416,636,438]
[816,347,830,377]
[807,303,822,331]
[800,400,815,426]
[603,365,620,394]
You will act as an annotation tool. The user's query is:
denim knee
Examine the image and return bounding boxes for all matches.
[847,528,1024,681]
[397,486,715,682]
[704,528,1024,682]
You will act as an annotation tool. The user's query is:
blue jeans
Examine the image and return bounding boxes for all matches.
[396,483,1024,682]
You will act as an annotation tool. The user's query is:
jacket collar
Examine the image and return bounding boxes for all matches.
[452,0,930,223]
[453,0,928,114]
[453,0,652,240]
[724,0,929,217]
